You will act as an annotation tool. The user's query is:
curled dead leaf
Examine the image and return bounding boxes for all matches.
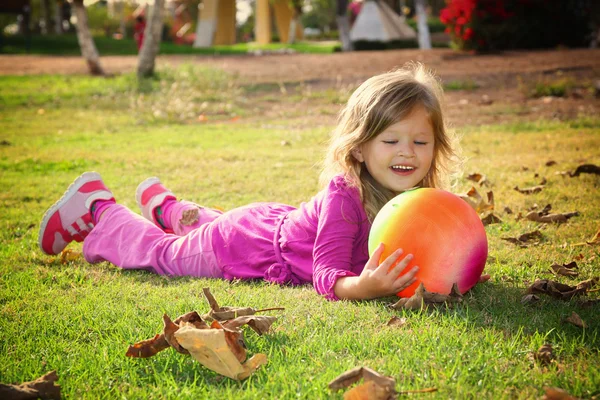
[60,249,82,264]
[521,294,540,305]
[545,160,557,167]
[221,315,277,335]
[459,186,494,215]
[550,262,578,277]
[527,211,579,224]
[201,287,284,321]
[543,387,578,400]
[564,311,586,329]
[180,208,200,226]
[514,185,544,194]
[174,325,266,380]
[569,163,600,177]
[533,343,554,366]
[501,230,543,247]
[386,316,408,328]
[481,213,502,226]
[126,333,170,358]
[328,366,396,400]
[526,278,597,300]
[390,283,462,310]
[0,371,61,400]
[466,172,489,186]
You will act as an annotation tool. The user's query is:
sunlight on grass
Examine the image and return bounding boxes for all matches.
[1,64,599,399]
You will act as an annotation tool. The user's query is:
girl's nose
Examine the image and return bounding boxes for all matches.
[397,144,415,158]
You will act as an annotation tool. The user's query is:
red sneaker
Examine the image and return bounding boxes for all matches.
[135,177,176,226]
[38,172,114,255]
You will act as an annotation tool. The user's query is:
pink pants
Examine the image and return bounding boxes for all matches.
[83,202,225,278]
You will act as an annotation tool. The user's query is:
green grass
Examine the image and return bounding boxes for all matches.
[0,34,340,56]
[444,79,480,91]
[1,66,599,399]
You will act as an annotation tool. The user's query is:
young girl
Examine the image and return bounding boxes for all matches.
[39,63,467,301]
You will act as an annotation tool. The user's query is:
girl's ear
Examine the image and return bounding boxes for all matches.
[351,147,364,162]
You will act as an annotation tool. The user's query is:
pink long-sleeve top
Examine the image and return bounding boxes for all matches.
[208,175,371,300]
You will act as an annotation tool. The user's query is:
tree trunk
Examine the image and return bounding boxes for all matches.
[415,0,431,49]
[41,0,50,35]
[137,0,165,78]
[54,0,63,34]
[287,17,297,44]
[72,0,105,76]
[336,0,353,52]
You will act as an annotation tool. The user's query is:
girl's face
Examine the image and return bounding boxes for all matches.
[352,105,435,194]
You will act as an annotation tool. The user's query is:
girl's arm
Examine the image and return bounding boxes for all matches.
[333,243,419,300]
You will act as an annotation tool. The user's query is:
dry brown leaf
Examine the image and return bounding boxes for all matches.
[521,294,540,304]
[501,230,543,247]
[386,317,408,328]
[481,213,502,226]
[546,160,557,167]
[550,262,579,277]
[569,163,600,177]
[125,333,170,358]
[60,249,82,264]
[343,380,393,400]
[174,325,266,380]
[526,278,598,300]
[221,315,277,335]
[564,312,587,328]
[543,387,579,400]
[533,343,554,366]
[504,206,513,214]
[329,366,396,400]
[514,185,544,194]
[0,371,61,400]
[459,186,494,214]
[390,283,462,310]
[466,172,489,186]
[201,287,284,321]
[526,211,579,224]
[163,314,189,354]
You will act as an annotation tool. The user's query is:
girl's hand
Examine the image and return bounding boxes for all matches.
[355,243,419,299]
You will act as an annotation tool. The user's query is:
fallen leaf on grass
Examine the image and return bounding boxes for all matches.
[460,186,494,214]
[550,262,579,277]
[545,160,557,167]
[569,163,600,177]
[126,288,281,380]
[564,312,587,328]
[481,213,502,226]
[572,228,600,246]
[526,278,598,300]
[514,185,544,194]
[466,172,489,186]
[386,317,408,328]
[533,343,554,366]
[175,324,267,380]
[390,283,462,310]
[202,287,284,322]
[0,371,61,400]
[501,230,543,247]
[526,211,579,224]
[328,366,397,400]
[521,294,540,305]
[543,387,578,400]
[60,249,82,264]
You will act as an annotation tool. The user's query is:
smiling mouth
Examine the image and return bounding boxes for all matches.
[391,165,415,172]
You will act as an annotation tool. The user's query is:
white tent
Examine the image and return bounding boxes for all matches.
[350,0,417,42]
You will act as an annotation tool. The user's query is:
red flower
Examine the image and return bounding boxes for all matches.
[463,27,474,40]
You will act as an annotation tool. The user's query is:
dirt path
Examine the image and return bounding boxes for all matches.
[3,48,600,87]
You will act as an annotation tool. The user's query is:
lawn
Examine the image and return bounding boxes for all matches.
[0,64,599,399]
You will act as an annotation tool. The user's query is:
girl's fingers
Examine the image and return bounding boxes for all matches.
[387,252,413,277]
[394,275,417,292]
[365,243,385,270]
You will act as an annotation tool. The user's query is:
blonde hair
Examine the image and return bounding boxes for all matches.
[320,62,462,222]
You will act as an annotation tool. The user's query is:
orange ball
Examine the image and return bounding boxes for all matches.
[369,188,488,297]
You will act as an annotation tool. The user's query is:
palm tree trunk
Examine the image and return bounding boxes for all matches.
[72,0,105,75]
[336,0,353,51]
[415,0,431,50]
[137,0,165,78]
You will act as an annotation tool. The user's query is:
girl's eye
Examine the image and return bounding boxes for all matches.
[382,140,398,145]
[415,141,428,145]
